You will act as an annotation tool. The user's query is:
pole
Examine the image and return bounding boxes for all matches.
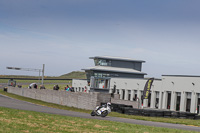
[41,64,44,85]
[39,70,41,84]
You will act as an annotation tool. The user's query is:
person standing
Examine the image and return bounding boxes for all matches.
[65,85,70,91]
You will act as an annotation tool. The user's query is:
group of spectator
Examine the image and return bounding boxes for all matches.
[28,83,38,89]
[53,84,59,90]
[53,84,74,92]
[28,83,46,89]
[28,83,74,92]
[65,85,74,92]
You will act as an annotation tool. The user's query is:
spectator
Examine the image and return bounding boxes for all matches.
[53,85,59,90]
[84,86,87,92]
[17,85,22,88]
[40,85,46,89]
[65,85,70,91]
[70,87,75,92]
[33,84,37,89]
[28,83,37,89]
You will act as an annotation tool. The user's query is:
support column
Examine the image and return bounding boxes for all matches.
[150,91,156,109]
[158,91,163,109]
[109,88,112,93]
[180,92,186,112]
[87,87,90,93]
[143,99,148,108]
[124,89,129,100]
[115,89,118,94]
[137,90,142,108]
[190,92,197,113]
[130,90,135,101]
[162,91,168,109]
[119,89,123,99]
[170,91,177,111]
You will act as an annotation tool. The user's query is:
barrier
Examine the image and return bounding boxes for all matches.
[108,102,199,120]
[7,87,111,110]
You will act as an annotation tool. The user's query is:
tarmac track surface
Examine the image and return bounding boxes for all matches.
[0,94,200,132]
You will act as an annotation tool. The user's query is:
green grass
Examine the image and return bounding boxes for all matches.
[60,71,86,79]
[0,107,197,133]
[0,89,200,127]
[109,112,200,127]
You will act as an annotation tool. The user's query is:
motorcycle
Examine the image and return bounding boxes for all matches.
[91,102,111,117]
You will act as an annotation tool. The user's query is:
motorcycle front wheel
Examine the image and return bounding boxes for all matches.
[91,111,96,116]
[101,110,108,117]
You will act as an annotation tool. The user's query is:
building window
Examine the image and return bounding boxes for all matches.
[94,59,112,66]
[94,73,110,78]
[86,71,94,81]
[92,78,110,89]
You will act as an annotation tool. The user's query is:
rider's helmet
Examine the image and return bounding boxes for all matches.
[107,102,111,107]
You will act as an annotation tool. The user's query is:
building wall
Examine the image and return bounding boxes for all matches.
[162,76,200,93]
[72,79,90,92]
[161,76,200,113]
[111,60,142,71]
[72,75,200,113]
[110,77,162,93]
[109,77,162,109]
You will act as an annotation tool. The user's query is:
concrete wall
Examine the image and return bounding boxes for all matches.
[7,87,110,110]
[7,86,139,110]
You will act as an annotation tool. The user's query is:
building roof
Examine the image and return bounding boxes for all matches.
[89,56,145,63]
[162,75,200,78]
[82,66,147,75]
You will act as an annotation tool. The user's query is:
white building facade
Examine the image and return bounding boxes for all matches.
[73,75,200,113]
[72,56,200,114]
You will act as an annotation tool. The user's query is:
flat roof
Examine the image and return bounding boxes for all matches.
[162,75,200,78]
[89,56,145,63]
[82,66,147,75]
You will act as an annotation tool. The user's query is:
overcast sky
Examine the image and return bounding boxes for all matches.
[1,0,200,78]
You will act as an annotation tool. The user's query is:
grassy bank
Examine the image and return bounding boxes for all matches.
[0,71,86,79]
[0,107,197,133]
[0,90,200,127]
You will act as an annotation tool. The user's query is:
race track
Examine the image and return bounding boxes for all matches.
[0,94,200,132]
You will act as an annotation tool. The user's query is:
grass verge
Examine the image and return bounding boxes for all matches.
[0,89,200,127]
[0,107,197,133]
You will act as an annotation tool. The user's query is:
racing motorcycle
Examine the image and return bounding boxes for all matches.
[91,102,111,117]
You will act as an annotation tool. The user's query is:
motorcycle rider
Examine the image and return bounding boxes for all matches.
[98,102,111,110]
[91,102,111,117]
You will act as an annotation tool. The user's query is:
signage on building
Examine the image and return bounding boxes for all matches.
[143,78,154,99]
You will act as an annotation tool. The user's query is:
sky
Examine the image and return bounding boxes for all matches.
[0,0,200,78]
